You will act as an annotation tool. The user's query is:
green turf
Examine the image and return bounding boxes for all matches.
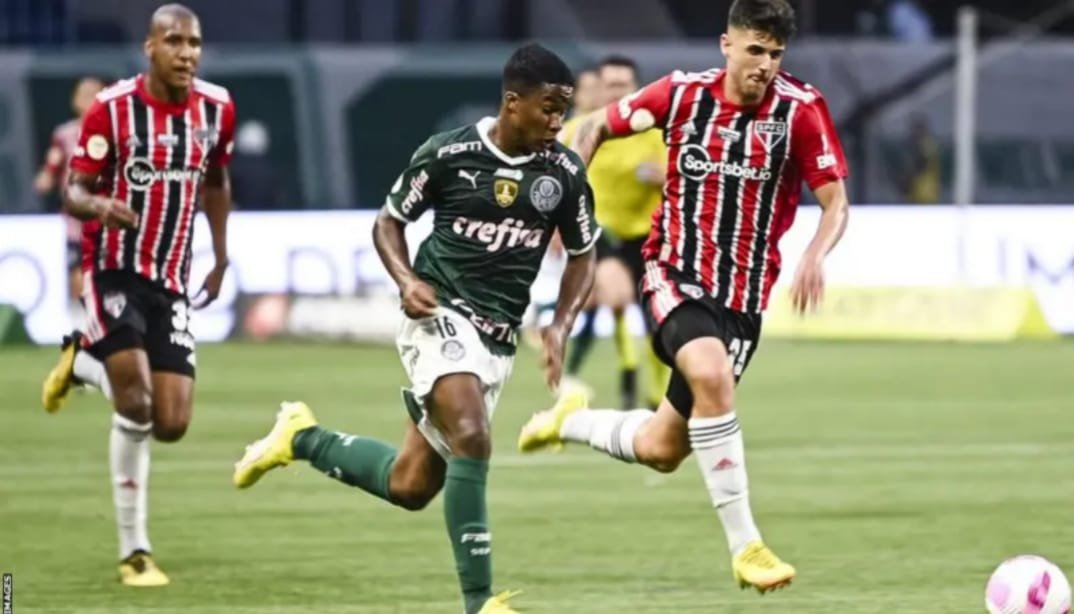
[2,339,1073,613]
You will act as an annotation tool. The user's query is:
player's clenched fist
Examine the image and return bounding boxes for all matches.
[400,278,439,319]
[93,196,139,229]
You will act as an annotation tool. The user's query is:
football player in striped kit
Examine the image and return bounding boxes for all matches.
[40,3,235,587]
[520,0,850,595]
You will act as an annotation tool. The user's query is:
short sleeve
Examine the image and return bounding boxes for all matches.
[557,175,601,256]
[383,138,440,223]
[68,99,113,176]
[605,74,674,137]
[209,99,237,168]
[791,95,849,190]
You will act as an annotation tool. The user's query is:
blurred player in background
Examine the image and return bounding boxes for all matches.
[34,76,106,308]
[233,43,597,614]
[521,0,850,594]
[571,66,601,117]
[40,3,235,587]
[559,55,670,410]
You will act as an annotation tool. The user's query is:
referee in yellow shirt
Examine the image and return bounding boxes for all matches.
[560,55,670,409]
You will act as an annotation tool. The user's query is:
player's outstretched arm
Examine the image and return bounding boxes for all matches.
[789,180,849,314]
[372,208,438,318]
[572,74,673,166]
[540,249,596,391]
[569,110,614,167]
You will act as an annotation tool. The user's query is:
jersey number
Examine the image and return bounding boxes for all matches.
[171,301,191,332]
[433,316,457,339]
[727,338,753,378]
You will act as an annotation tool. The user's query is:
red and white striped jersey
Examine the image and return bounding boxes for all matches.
[70,74,236,294]
[606,69,848,313]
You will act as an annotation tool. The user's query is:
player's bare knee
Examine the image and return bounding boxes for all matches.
[448,418,492,459]
[676,342,734,414]
[152,418,188,443]
[114,386,152,424]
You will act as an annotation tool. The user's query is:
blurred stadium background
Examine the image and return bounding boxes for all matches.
[1,1,1073,612]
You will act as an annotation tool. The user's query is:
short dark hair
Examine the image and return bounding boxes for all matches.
[503,43,574,95]
[598,54,639,80]
[728,0,797,43]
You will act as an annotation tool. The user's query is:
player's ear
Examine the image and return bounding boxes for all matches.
[503,90,520,112]
[720,33,731,59]
[143,37,153,60]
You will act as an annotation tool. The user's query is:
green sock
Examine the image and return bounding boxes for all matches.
[444,457,492,614]
[292,426,397,503]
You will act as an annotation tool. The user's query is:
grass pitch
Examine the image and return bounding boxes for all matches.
[2,339,1073,613]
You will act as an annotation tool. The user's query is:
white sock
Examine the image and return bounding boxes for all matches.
[688,412,762,554]
[111,413,152,559]
[74,348,113,401]
[560,408,653,462]
[67,302,85,330]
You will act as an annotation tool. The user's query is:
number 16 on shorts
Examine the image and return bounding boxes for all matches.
[432,316,457,338]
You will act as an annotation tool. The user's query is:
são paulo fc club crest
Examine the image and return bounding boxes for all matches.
[103,291,127,318]
[193,125,220,153]
[529,175,563,213]
[753,121,787,153]
[441,339,466,361]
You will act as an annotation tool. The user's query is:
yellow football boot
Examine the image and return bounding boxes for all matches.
[477,590,523,613]
[41,332,82,413]
[118,550,170,587]
[233,401,317,489]
[517,389,588,453]
[732,541,796,593]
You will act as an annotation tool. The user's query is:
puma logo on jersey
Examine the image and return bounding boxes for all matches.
[451,216,546,252]
[458,169,481,189]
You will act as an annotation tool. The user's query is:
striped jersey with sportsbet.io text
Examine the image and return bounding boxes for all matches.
[607,69,848,314]
[385,117,600,354]
[69,74,237,295]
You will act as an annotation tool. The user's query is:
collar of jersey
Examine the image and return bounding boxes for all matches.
[476,117,535,166]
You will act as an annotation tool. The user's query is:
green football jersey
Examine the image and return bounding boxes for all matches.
[384,117,600,355]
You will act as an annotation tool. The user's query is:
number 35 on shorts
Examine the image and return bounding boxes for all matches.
[171,301,191,332]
